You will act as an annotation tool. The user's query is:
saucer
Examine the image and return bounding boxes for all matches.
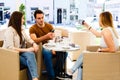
[45,43,56,47]
[62,46,70,49]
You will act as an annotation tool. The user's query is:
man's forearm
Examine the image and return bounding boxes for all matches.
[34,35,48,44]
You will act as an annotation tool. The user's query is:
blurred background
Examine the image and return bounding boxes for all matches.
[0,0,120,28]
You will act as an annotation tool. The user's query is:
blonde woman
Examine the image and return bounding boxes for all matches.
[69,11,119,80]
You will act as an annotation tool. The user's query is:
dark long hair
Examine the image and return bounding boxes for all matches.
[8,11,23,44]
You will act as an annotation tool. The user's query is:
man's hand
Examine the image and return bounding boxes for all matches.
[51,50,56,55]
[33,43,39,53]
[46,32,55,40]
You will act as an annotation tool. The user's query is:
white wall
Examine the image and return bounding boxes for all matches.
[1,0,53,22]
[0,0,19,13]
[54,0,70,24]
[25,0,53,22]
[105,0,120,21]
[1,0,94,25]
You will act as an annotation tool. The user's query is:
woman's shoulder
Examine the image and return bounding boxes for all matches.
[6,26,14,32]
[102,27,112,31]
[6,26,17,34]
[101,27,112,35]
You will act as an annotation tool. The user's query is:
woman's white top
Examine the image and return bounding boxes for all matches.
[100,27,119,51]
[2,26,34,49]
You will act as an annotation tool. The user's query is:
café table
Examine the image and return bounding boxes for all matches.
[43,41,80,79]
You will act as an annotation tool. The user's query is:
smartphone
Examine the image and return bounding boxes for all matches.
[51,29,55,33]
[79,19,85,25]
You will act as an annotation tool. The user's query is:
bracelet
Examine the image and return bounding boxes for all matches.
[98,48,102,52]
[88,26,92,30]
[32,42,35,45]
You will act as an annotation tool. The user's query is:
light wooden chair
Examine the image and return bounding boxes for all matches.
[0,40,42,80]
[0,40,28,80]
[0,29,6,40]
[68,31,95,61]
[54,27,68,37]
[82,45,120,80]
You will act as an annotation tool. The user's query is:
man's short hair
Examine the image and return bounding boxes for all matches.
[34,10,44,18]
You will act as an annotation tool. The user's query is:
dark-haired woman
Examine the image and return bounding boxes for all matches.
[2,11,39,80]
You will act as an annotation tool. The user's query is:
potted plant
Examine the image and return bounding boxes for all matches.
[19,3,26,26]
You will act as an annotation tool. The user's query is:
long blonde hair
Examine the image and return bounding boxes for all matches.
[99,11,119,39]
